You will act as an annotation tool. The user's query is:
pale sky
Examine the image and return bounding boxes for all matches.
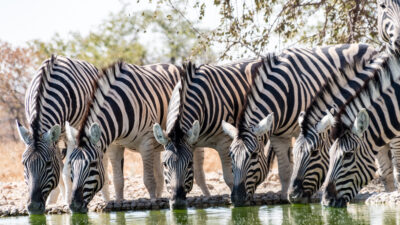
[0,0,132,46]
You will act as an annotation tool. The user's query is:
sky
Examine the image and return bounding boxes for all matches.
[0,0,128,46]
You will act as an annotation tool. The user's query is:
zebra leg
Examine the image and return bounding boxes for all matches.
[269,136,293,200]
[389,137,400,190]
[215,145,234,191]
[101,152,110,202]
[107,144,125,202]
[140,145,158,199]
[376,143,395,192]
[193,148,210,196]
[153,149,164,198]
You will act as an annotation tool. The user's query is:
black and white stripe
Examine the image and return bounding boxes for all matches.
[288,54,392,203]
[222,44,378,205]
[322,53,400,207]
[67,61,182,213]
[378,0,400,55]
[16,55,100,214]
[153,60,264,209]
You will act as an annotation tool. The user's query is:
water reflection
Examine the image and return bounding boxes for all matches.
[230,206,261,225]
[3,203,400,224]
[28,214,46,225]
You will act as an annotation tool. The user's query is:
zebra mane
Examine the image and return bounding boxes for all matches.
[75,61,119,147]
[237,54,270,134]
[331,54,400,139]
[300,60,369,135]
[167,61,194,142]
[31,54,57,147]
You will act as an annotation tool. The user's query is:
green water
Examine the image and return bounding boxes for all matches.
[1,204,399,225]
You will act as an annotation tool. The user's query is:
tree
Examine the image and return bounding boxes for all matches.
[144,0,379,60]
[0,41,36,141]
[30,5,216,67]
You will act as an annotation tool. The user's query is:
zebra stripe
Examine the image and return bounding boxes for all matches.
[322,53,400,207]
[288,53,389,203]
[378,0,400,55]
[19,55,100,214]
[67,61,181,213]
[227,44,377,205]
[157,59,264,209]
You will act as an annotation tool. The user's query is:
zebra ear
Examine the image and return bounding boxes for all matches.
[222,120,238,139]
[316,110,335,134]
[16,120,31,145]
[65,122,78,146]
[187,120,200,145]
[153,123,168,146]
[89,123,101,145]
[43,124,61,144]
[352,109,369,137]
[252,113,274,136]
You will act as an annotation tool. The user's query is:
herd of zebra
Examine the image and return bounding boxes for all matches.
[14,0,400,214]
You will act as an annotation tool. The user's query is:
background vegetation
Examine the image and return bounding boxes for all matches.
[0,0,380,180]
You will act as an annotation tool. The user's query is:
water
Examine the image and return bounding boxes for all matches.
[1,204,399,225]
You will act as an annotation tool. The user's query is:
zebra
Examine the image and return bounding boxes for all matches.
[378,0,400,55]
[287,53,396,204]
[321,53,400,207]
[153,60,264,209]
[65,61,209,213]
[15,55,115,214]
[221,44,379,206]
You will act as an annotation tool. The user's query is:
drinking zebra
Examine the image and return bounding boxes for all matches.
[221,44,378,206]
[16,55,114,214]
[321,53,400,207]
[287,53,395,204]
[65,61,208,213]
[153,59,264,209]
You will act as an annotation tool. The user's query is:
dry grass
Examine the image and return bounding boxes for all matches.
[0,142,25,182]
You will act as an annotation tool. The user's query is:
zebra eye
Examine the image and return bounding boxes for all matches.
[311,149,318,157]
[251,152,258,159]
[380,3,386,9]
[162,162,167,167]
[187,162,193,167]
[90,161,98,167]
[343,152,353,160]
[45,161,51,167]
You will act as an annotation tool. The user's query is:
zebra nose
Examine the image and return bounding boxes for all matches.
[288,179,303,202]
[321,182,337,207]
[231,182,247,207]
[170,186,188,209]
[27,201,45,215]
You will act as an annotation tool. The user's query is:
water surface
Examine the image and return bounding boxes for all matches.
[1,204,399,225]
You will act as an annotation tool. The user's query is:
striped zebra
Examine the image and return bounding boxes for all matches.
[321,53,400,207]
[65,61,208,213]
[221,44,378,206]
[153,60,264,209]
[287,53,396,204]
[15,55,112,214]
[378,0,400,55]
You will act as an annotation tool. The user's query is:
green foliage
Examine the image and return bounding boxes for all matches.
[147,0,379,60]
[30,5,215,67]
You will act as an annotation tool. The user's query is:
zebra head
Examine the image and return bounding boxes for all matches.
[378,0,400,55]
[322,109,375,208]
[67,123,105,213]
[222,114,274,207]
[288,111,333,203]
[153,121,199,209]
[16,121,61,215]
